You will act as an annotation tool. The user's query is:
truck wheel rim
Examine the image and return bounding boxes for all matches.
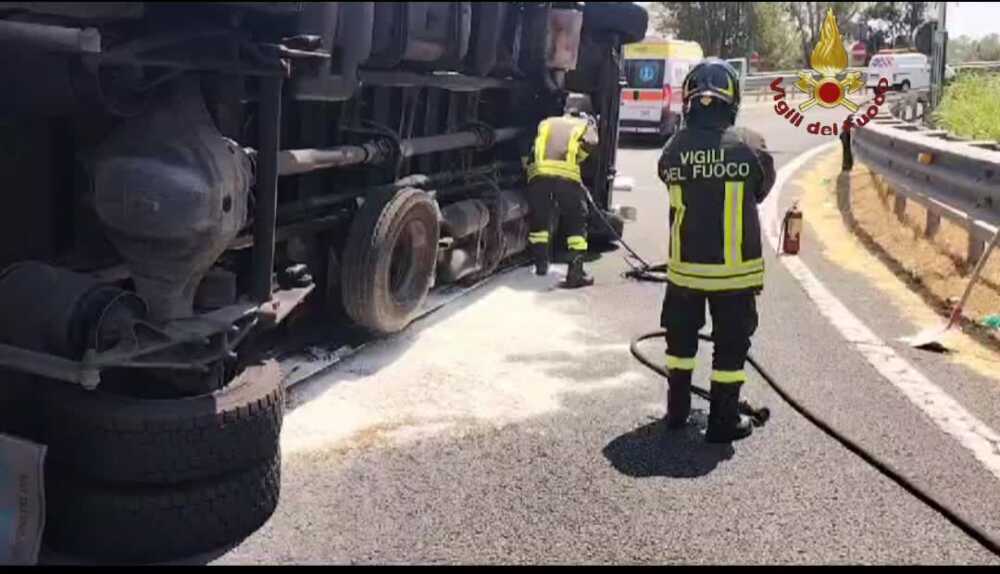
[389,219,430,305]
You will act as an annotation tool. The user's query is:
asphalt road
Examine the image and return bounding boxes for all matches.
[216,104,1000,565]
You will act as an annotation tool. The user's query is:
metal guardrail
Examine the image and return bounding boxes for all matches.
[852,110,1000,263]
[955,60,1000,72]
[887,89,930,122]
[746,66,867,86]
[744,60,999,102]
[745,72,800,95]
[745,73,806,102]
[744,68,867,102]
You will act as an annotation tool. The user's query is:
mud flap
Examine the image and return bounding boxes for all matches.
[0,434,45,565]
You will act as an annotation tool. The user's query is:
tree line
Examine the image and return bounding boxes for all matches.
[650,2,935,71]
[948,35,1000,63]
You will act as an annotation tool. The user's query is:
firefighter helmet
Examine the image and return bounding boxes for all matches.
[681,58,741,125]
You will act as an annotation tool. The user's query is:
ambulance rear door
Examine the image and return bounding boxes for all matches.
[621,58,666,128]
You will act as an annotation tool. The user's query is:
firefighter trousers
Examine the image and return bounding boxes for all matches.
[659,285,759,384]
[526,176,589,253]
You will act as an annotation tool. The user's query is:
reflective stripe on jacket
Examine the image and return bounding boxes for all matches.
[657,126,776,293]
[526,115,598,184]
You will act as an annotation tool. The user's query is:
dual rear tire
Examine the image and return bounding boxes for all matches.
[18,188,442,562]
[25,362,284,564]
[44,455,281,564]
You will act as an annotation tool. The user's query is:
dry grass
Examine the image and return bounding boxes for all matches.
[847,164,1000,332]
[797,152,1000,379]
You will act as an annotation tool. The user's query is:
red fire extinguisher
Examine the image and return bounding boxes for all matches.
[781,203,803,255]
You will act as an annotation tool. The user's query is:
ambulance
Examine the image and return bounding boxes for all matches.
[619,38,703,143]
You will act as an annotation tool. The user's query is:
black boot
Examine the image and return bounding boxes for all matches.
[561,254,594,289]
[665,370,692,429]
[705,382,753,443]
[531,243,549,276]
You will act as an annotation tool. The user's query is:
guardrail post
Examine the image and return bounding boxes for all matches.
[968,230,985,265]
[840,125,853,172]
[925,211,941,238]
[837,171,851,216]
[854,99,1000,268]
[893,193,907,221]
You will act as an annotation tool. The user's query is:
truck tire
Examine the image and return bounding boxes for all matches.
[0,371,43,441]
[43,454,280,564]
[341,188,440,336]
[582,2,649,45]
[36,361,282,485]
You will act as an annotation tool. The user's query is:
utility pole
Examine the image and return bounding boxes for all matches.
[929,2,948,110]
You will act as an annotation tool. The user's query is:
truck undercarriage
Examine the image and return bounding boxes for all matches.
[0,1,646,563]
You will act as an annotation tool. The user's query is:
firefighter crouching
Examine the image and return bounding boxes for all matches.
[657,59,776,442]
[524,94,599,289]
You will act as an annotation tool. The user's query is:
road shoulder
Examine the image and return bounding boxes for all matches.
[796,149,1000,384]
[776,147,1000,447]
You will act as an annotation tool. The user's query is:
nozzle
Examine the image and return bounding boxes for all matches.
[739,400,770,427]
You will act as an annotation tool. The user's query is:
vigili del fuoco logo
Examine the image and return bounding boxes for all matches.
[769,8,890,137]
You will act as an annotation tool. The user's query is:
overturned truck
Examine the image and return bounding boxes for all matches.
[0,1,646,563]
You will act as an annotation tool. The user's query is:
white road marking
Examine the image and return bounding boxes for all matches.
[763,141,1000,479]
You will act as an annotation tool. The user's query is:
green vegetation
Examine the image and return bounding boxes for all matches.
[948,34,1000,64]
[651,2,808,69]
[753,2,803,71]
[859,2,929,52]
[651,2,755,59]
[933,72,1000,141]
[650,2,932,71]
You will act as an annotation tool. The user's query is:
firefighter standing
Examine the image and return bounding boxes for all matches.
[524,94,599,289]
[657,59,776,442]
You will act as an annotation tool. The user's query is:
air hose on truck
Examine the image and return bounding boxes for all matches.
[583,186,1000,559]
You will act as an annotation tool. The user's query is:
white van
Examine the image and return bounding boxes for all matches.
[867,51,930,92]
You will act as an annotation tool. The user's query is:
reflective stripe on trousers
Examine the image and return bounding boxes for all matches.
[712,369,746,384]
[566,235,588,251]
[529,231,550,244]
[666,355,696,371]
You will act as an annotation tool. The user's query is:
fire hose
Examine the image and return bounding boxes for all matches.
[582,185,1000,559]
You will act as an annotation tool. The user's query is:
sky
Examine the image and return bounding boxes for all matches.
[947,3,1000,40]
[632,2,999,40]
